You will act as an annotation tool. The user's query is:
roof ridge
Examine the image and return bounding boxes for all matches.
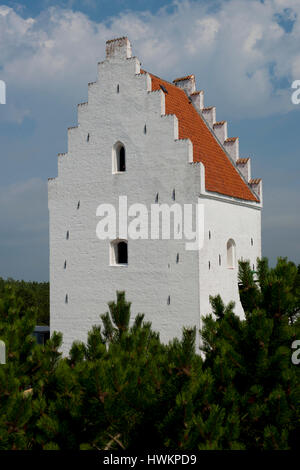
[140,69,176,89]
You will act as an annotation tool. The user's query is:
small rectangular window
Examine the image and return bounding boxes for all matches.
[110,240,128,265]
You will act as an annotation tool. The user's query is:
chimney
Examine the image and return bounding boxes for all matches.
[106,37,132,60]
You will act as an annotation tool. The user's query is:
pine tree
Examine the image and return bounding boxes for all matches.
[34,291,165,449]
[0,284,61,449]
[200,257,300,449]
[1,259,299,450]
[37,292,233,450]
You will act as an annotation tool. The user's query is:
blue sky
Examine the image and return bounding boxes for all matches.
[0,0,299,281]
[4,0,177,20]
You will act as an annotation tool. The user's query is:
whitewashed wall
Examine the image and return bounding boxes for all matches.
[49,40,262,355]
[198,196,261,325]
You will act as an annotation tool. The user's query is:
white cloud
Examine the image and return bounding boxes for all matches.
[1,1,300,278]
[1,1,300,121]
[0,5,9,16]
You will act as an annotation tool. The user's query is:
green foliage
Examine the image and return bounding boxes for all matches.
[0,285,61,449]
[201,257,300,449]
[0,277,49,325]
[0,258,299,450]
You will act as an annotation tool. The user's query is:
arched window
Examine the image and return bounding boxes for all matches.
[112,142,126,173]
[227,239,236,269]
[111,240,128,265]
[119,146,126,171]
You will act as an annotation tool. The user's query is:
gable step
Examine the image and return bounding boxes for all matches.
[190,90,204,111]
[249,178,262,201]
[224,137,239,161]
[236,157,251,181]
[213,121,228,142]
[173,75,196,95]
[201,106,216,128]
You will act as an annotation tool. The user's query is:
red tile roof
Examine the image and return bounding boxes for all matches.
[143,71,259,202]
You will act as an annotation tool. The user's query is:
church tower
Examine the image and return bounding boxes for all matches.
[48,38,262,354]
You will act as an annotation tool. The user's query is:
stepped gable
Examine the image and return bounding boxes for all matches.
[143,71,259,202]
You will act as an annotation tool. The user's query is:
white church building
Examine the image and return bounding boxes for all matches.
[48,37,262,354]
